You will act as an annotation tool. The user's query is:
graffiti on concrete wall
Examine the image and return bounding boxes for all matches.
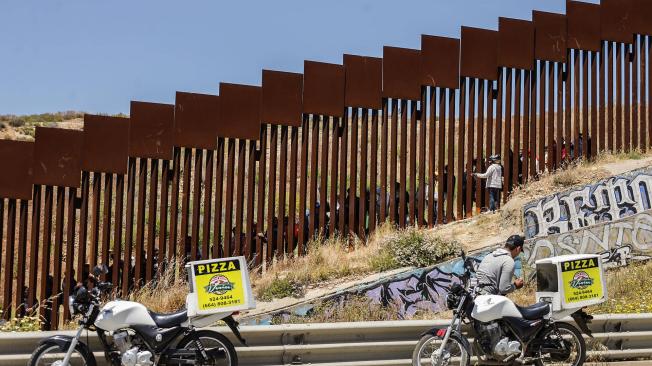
[364,267,459,318]
[525,210,652,266]
[361,252,522,319]
[523,167,652,239]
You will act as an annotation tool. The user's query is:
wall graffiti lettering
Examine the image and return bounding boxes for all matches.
[525,210,652,266]
[523,167,652,239]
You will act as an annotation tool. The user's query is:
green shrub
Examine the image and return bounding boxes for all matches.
[258,277,301,301]
[370,227,460,270]
[8,118,25,127]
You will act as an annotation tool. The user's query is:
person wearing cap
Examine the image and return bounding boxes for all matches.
[476,235,525,295]
[473,154,503,212]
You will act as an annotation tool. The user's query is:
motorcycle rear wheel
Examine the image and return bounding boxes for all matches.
[535,322,586,366]
[412,332,470,366]
[177,330,238,366]
[28,342,95,366]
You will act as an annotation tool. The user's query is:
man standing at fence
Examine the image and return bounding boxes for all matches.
[473,154,503,212]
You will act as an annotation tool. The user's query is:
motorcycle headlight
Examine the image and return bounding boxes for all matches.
[446,293,460,310]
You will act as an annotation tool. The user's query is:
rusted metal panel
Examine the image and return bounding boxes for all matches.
[146,159,159,281]
[418,90,427,225]
[632,0,652,35]
[389,103,398,223]
[121,160,135,296]
[287,127,298,249]
[461,27,499,80]
[63,187,76,320]
[533,11,567,62]
[266,127,278,260]
[100,174,113,280]
[359,112,369,234]
[113,174,124,288]
[174,92,220,149]
[343,54,383,109]
[383,46,422,100]
[0,140,33,200]
[601,0,634,43]
[303,60,345,117]
[202,151,213,259]
[567,0,601,52]
[212,140,225,258]
[134,159,148,285]
[82,114,129,174]
[245,140,256,258]
[499,18,535,70]
[369,110,379,231]
[129,101,175,160]
[456,80,467,218]
[27,185,41,308]
[219,83,262,140]
[262,70,303,127]
[298,117,309,255]
[38,186,53,329]
[399,102,408,227]
[235,140,247,255]
[255,126,267,265]
[276,127,288,254]
[349,111,360,232]
[2,199,16,320]
[33,127,83,188]
[50,187,65,327]
[319,118,329,235]
[328,117,339,237]
[421,35,460,89]
[14,200,28,317]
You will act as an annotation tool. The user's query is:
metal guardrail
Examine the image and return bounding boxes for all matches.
[0,314,650,366]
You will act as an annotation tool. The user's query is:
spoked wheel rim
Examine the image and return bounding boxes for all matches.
[540,327,583,366]
[183,335,232,366]
[33,346,87,366]
[415,336,468,366]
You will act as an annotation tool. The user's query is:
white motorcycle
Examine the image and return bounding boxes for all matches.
[412,252,593,366]
[29,265,245,366]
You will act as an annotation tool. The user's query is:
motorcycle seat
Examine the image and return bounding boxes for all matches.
[148,308,188,328]
[515,302,550,320]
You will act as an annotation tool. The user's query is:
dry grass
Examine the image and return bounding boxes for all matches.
[272,295,452,324]
[251,223,460,302]
[251,223,396,301]
[126,260,189,313]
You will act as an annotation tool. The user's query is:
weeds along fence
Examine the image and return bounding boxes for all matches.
[1,1,652,330]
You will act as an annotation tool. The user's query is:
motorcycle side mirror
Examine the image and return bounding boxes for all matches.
[92,264,109,277]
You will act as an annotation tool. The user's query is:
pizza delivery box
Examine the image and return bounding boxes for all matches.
[535,254,607,312]
[185,256,256,316]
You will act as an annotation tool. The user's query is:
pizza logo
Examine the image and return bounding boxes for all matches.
[204,275,235,295]
[569,271,594,290]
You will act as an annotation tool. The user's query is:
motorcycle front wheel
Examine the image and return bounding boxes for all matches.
[412,332,470,366]
[28,341,96,366]
[177,330,238,366]
[535,322,586,366]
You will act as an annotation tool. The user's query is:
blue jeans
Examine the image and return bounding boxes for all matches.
[488,188,500,212]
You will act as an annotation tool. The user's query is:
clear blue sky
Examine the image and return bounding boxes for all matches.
[0,0,599,115]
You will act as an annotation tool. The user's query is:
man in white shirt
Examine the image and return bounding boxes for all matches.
[473,154,503,212]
